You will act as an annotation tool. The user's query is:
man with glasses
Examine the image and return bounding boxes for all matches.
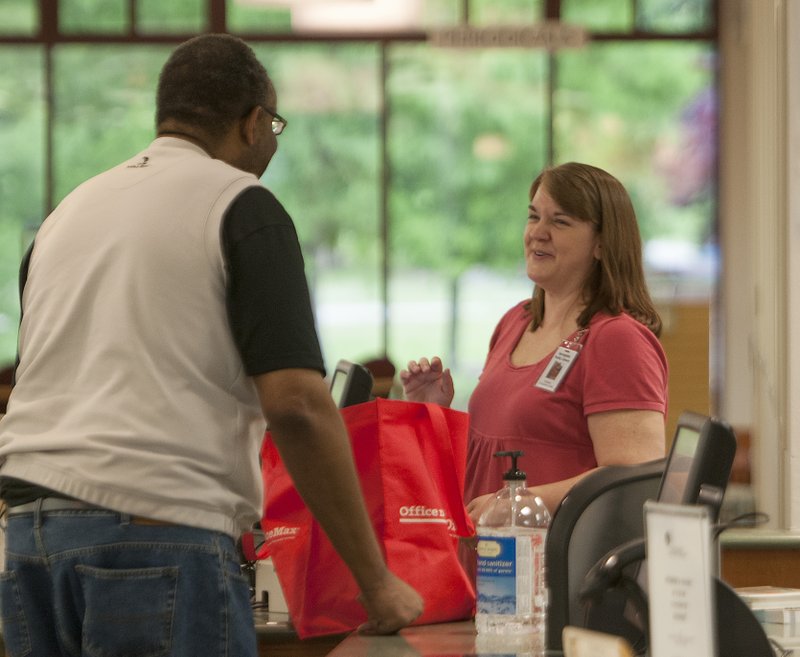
[0,33,422,656]
[262,106,288,136]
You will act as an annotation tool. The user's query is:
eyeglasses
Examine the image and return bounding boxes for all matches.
[261,106,287,135]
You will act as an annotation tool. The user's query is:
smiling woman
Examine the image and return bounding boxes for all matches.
[524,187,601,301]
[525,163,661,338]
[402,162,667,531]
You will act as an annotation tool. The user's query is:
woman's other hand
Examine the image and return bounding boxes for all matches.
[466,493,493,526]
[399,356,454,407]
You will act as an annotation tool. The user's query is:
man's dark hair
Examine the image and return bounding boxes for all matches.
[156,34,271,140]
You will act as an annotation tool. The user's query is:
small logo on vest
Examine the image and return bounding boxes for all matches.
[126,156,150,168]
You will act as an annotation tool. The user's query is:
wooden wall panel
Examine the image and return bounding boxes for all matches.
[657,302,711,446]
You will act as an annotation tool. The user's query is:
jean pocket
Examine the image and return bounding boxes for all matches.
[76,564,178,657]
[0,571,32,657]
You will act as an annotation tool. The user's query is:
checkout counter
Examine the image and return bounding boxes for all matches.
[254,609,345,657]
[0,530,797,657]
[257,610,799,657]
[250,523,800,657]
[256,616,547,657]
[326,621,543,657]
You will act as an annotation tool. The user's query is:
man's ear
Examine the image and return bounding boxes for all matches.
[240,105,261,145]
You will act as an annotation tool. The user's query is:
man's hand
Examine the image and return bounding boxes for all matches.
[357,571,424,635]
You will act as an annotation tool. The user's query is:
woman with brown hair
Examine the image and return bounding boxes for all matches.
[402,162,668,520]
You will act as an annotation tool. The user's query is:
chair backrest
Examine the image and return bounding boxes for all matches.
[545,458,665,652]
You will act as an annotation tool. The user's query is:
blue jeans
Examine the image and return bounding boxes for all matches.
[0,505,257,657]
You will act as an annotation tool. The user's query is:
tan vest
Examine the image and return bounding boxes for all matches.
[0,138,265,538]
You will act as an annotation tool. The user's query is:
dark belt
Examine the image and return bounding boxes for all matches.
[5,498,173,525]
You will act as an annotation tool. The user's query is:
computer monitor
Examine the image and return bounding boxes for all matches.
[580,411,738,650]
[329,359,373,408]
[625,412,737,648]
[656,410,737,516]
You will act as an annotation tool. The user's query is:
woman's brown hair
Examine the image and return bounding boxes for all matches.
[526,162,662,337]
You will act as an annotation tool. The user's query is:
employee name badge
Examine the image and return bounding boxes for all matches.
[535,329,587,392]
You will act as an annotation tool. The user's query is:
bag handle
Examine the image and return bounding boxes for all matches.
[421,402,475,537]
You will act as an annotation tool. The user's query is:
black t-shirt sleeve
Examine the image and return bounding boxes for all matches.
[221,186,325,377]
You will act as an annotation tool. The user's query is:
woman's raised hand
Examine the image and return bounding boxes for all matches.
[399,356,454,407]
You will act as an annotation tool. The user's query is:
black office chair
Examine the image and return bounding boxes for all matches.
[544,458,665,653]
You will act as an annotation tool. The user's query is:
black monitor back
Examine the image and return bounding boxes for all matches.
[329,359,373,408]
[655,410,736,516]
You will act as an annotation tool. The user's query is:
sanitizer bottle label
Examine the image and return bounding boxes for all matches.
[476,535,534,616]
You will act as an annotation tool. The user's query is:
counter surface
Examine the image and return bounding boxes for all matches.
[326,621,555,657]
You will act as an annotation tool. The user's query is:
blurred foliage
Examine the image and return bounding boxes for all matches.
[251,43,382,283]
[0,0,37,34]
[0,0,717,371]
[52,46,170,199]
[637,0,712,32]
[562,0,632,31]
[388,45,548,279]
[59,0,127,33]
[137,0,206,34]
[556,42,715,244]
[0,47,44,359]
[227,2,292,33]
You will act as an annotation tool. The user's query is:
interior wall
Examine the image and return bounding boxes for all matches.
[659,302,710,443]
[719,0,799,529]
[718,1,753,430]
[787,0,800,528]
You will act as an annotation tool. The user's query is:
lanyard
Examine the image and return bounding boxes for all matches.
[534,328,588,392]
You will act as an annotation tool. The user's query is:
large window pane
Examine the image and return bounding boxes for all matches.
[60,0,128,34]
[388,45,548,408]
[555,42,716,299]
[227,1,292,34]
[52,46,169,203]
[637,0,712,33]
[0,0,37,35]
[0,0,720,401]
[137,0,206,34]
[0,46,44,363]
[561,0,633,31]
[254,44,383,371]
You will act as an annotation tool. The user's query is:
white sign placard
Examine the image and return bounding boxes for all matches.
[645,501,716,657]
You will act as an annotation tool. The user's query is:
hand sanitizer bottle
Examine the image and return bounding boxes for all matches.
[475,450,551,638]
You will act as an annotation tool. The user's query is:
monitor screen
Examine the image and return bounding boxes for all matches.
[328,360,374,408]
[329,366,349,407]
[658,425,701,504]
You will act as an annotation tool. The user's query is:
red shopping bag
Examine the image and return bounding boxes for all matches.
[260,398,476,638]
